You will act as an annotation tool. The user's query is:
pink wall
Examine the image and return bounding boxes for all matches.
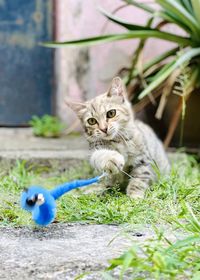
[54,0,176,126]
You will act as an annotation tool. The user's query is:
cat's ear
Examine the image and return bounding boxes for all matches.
[107,77,126,100]
[65,98,86,115]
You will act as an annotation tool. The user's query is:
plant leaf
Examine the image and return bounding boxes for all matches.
[156,0,200,37]
[138,47,200,99]
[99,7,153,31]
[129,47,179,80]
[41,31,191,48]
[157,11,191,34]
[122,0,155,14]
[126,16,154,85]
[191,0,200,25]
[181,0,194,14]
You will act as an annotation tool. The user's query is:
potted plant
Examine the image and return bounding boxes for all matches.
[43,0,200,148]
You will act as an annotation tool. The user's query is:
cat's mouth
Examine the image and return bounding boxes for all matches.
[91,127,119,141]
[100,130,118,141]
[103,134,114,140]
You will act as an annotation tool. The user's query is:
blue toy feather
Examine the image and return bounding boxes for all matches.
[21,174,105,226]
[50,175,102,200]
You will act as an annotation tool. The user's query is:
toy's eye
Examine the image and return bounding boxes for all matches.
[107,109,116,118]
[87,118,97,125]
[26,194,38,206]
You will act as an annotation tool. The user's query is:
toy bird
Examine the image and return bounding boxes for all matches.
[21,174,105,226]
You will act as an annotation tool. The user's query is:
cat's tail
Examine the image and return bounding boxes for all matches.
[50,173,105,200]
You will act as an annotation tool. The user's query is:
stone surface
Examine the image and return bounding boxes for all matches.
[0,223,155,280]
[0,128,192,169]
[0,128,89,168]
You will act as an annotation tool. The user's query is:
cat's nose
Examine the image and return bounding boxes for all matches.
[100,127,107,134]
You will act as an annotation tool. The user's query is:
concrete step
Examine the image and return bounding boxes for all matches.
[0,128,192,169]
[0,128,89,168]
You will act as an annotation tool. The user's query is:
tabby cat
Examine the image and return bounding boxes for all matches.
[66,77,170,198]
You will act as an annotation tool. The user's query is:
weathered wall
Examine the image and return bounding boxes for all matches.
[0,0,53,125]
[54,0,176,126]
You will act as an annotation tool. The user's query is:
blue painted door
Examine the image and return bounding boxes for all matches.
[0,0,53,125]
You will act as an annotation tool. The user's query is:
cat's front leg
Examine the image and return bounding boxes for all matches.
[90,149,125,175]
[126,164,154,199]
[127,178,149,198]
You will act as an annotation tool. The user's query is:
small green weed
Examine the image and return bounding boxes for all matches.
[29,114,65,138]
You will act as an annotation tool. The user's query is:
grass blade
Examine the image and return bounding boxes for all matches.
[166,235,200,252]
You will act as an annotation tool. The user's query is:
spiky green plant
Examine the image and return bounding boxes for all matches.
[29,115,65,138]
[42,0,200,146]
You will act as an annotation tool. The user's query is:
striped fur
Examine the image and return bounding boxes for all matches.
[66,77,170,198]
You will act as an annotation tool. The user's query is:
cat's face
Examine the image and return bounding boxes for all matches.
[66,77,133,142]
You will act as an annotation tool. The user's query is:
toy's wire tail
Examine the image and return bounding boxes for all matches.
[50,173,106,200]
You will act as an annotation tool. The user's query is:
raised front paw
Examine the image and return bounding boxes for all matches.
[104,157,124,175]
[90,149,125,175]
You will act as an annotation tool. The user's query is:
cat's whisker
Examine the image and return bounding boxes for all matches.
[116,131,130,147]
[120,127,133,135]
[86,133,96,139]
[120,128,133,137]
[86,135,93,141]
[120,170,135,180]
[119,129,137,148]
[116,130,127,142]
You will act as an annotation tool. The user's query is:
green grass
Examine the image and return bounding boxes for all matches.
[0,156,199,226]
[102,201,200,280]
[104,220,200,279]
[0,156,200,279]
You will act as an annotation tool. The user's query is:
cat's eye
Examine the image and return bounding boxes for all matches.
[87,118,97,125]
[106,109,116,118]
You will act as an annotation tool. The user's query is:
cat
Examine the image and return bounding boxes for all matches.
[65,77,170,198]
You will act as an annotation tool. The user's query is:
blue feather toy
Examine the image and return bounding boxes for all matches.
[21,174,105,226]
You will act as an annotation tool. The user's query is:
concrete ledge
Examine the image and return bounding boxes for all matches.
[0,150,89,160]
[0,128,194,169]
[0,128,90,168]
